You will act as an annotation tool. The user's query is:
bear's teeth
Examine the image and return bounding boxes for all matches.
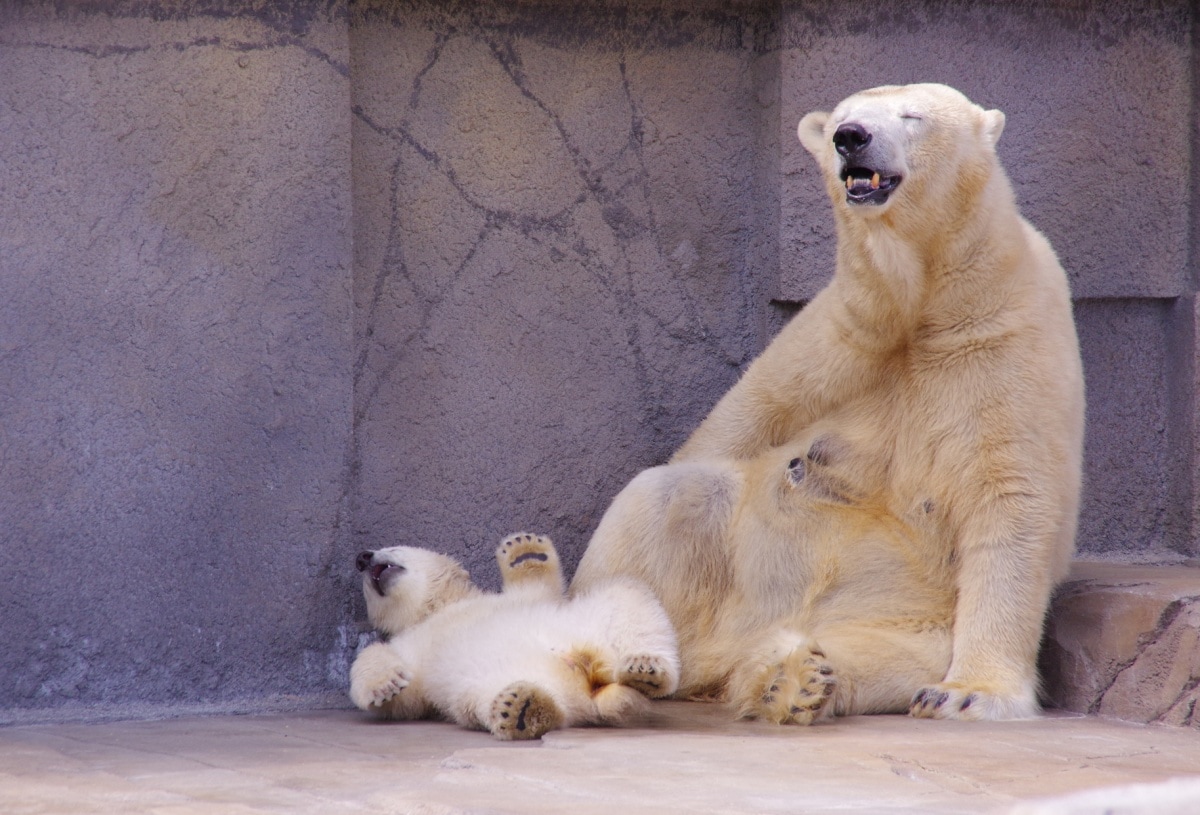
[845,176,853,191]
[870,172,881,190]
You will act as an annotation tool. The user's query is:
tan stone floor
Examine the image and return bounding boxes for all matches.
[3,702,1200,815]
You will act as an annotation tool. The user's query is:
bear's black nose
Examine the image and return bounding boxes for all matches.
[833,122,871,156]
[355,551,374,572]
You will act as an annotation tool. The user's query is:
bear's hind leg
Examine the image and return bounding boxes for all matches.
[496,533,565,596]
[728,630,837,725]
[488,682,564,740]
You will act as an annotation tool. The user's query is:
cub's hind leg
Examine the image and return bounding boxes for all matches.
[488,681,564,740]
[571,579,681,699]
[496,533,564,596]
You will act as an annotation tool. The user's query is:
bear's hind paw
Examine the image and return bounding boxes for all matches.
[737,643,837,726]
[489,682,564,740]
[618,655,678,698]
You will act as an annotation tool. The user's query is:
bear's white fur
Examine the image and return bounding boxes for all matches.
[572,83,1084,724]
[349,533,680,739]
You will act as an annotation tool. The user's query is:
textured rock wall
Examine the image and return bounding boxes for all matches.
[348,0,781,582]
[1,0,1196,721]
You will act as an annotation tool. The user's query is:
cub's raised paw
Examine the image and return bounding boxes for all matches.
[489,682,564,740]
[496,533,563,593]
[752,646,837,726]
[348,644,410,711]
[909,682,1038,721]
[618,655,678,699]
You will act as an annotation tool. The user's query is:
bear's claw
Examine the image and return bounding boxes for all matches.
[909,682,1036,721]
[618,655,676,698]
[751,646,837,725]
[348,644,411,712]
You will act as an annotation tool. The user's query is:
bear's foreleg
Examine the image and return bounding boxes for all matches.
[910,497,1056,721]
[672,289,892,463]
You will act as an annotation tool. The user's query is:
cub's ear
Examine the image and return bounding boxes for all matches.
[981,108,1006,147]
[797,111,830,158]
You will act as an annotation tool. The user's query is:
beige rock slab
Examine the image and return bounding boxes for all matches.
[2,703,1200,815]
[1043,561,1200,725]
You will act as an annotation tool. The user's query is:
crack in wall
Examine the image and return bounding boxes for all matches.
[3,34,349,76]
[348,26,742,431]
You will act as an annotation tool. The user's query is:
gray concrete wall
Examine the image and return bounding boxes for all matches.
[0,2,356,722]
[1,0,1195,721]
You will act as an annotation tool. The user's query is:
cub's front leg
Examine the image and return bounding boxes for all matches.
[349,641,426,719]
[496,533,564,596]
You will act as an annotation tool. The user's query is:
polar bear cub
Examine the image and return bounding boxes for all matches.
[573,83,1084,724]
[349,533,680,739]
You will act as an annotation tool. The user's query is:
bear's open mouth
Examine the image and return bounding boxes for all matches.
[369,562,401,597]
[840,166,901,205]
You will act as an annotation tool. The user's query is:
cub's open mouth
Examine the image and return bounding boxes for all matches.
[841,166,901,205]
[369,562,401,597]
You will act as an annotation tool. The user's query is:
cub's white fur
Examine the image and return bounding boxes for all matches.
[572,83,1084,724]
[349,534,679,739]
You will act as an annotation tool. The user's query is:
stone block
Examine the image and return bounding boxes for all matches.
[1042,562,1200,727]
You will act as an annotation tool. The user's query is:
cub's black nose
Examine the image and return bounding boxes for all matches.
[356,551,374,572]
[833,122,871,156]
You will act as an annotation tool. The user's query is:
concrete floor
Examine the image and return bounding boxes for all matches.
[3,702,1200,815]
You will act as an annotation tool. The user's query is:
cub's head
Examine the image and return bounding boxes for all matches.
[797,83,1005,218]
[355,546,477,636]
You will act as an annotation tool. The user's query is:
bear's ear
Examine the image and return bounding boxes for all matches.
[981,108,1006,147]
[797,111,830,158]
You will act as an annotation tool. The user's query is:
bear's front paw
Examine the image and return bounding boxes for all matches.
[496,533,563,593]
[349,644,411,712]
[350,666,410,710]
[618,655,678,699]
[909,682,1038,721]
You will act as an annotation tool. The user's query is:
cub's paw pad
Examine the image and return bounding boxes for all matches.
[758,649,837,726]
[350,665,410,710]
[618,655,675,698]
[496,533,557,574]
[489,682,564,740]
[909,683,1033,721]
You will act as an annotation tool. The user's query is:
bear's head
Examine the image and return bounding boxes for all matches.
[355,546,477,636]
[797,83,1006,222]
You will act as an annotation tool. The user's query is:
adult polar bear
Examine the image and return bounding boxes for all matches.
[571,83,1084,724]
